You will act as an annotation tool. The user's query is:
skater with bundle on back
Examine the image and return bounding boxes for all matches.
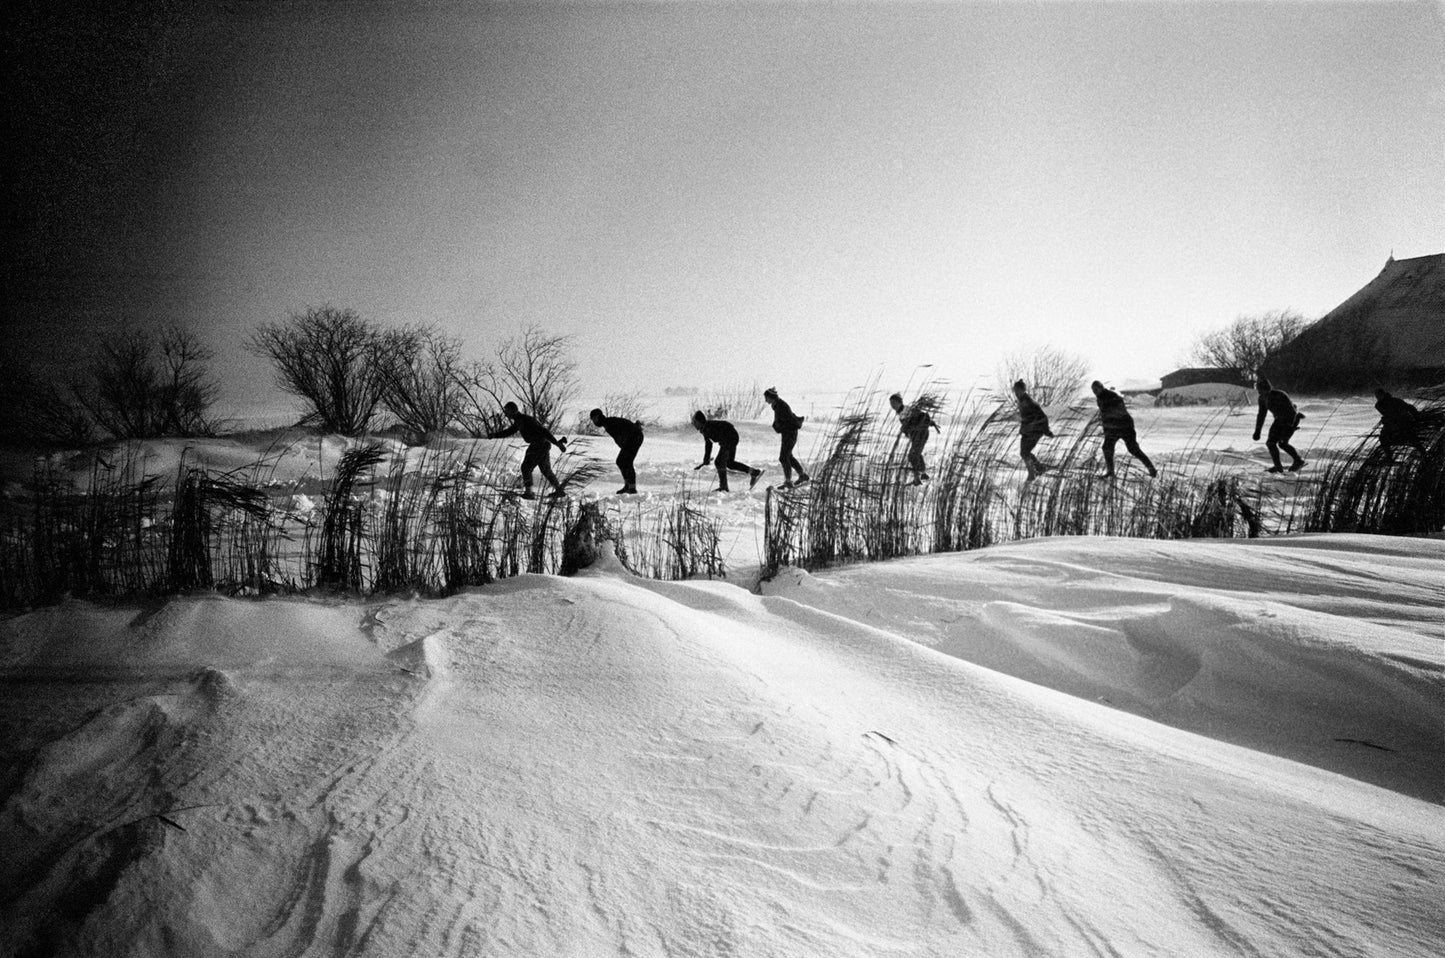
[1253,378,1306,473]
[1374,388,1426,462]
[589,408,644,494]
[889,392,939,485]
[764,387,810,488]
[1012,380,1054,481]
[487,401,569,498]
[691,411,764,492]
[1090,381,1157,478]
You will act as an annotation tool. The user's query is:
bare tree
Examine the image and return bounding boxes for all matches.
[995,345,1090,406]
[1188,309,1308,383]
[3,368,95,446]
[378,326,465,445]
[68,324,220,439]
[249,306,390,436]
[456,324,579,432]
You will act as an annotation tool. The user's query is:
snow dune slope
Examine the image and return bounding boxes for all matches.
[1,536,1442,957]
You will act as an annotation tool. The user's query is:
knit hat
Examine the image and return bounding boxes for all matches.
[1013,379,1027,391]
[763,387,778,400]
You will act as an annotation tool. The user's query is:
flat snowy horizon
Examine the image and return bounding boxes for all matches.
[3,531,1442,956]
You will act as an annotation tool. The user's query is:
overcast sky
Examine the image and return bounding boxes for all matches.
[5,0,1443,413]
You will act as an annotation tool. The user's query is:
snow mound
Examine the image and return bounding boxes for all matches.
[1,537,1442,957]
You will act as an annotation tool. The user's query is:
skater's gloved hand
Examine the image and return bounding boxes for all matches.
[694,462,707,470]
[557,437,568,450]
[1252,432,1260,441]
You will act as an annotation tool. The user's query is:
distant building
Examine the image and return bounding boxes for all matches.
[1262,253,1445,392]
[1160,367,1252,390]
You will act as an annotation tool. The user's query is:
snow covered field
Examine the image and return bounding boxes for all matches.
[2,394,1442,957]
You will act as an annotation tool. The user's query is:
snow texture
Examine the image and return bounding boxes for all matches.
[2,534,1442,957]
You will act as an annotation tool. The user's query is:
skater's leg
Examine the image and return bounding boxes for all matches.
[1124,436,1158,477]
[714,444,734,491]
[617,438,641,492]
[533,444,562,492]
[1101,436,1118,475]
[520,444,542,493]
[779,431,798,484]
[1021,435,1041,478]
[908,436,927,482]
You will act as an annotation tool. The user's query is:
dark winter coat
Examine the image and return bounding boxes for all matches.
[597,415,644,448]
[1376,392,1420,446]
[898,405,935,441]
[697,419,739,462]
[1017,394,1053,440]
[1254,389,1299,437]
[769,398,804,434]
[489,411,562,447]
[1093,387,1135,439]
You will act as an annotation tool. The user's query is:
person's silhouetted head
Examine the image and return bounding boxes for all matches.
[589,408,605,427]
[763,387,778,404]
[1256,378,1272,393]
[1090,380,1104,396]
[888,393,904,411]
[1374,388,1388,401]
[1013,380,1027,395]
[503,401,520,418]
[691,410,706,429]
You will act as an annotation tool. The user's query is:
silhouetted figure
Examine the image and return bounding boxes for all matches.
[763,387,810,488]
[889,392,938,485]
[1253,378,1305,473]
[691,411,763,492]
[1091,381,1157,478]
[590,408,644,494]
[488,401,568,498]
[1374,388,1426,462]
[1012,380,1054,481]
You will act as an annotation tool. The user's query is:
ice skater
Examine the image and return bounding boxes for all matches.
[691,411,764,492]
[1012,380,1054,480]
[1253,378,1306,473]
[1373,388,1426,462]
[763,387,810,488]
[889,392,939,485]
[1091,381,1157,478]
[589,407,644,494]
[487,401,569,498]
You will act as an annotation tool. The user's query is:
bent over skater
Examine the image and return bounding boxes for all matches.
[488,401,568,498]
[691,411,763,492]
[590,407,644,494]
[764,387,810,488]
[889,392,938,485]
[1374,388,1426,462]
[1091,381,1157,478]
[1013,380,1054,480]
[1253,378,1306,473]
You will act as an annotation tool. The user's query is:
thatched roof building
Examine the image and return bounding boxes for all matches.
[1262,253,1444,391]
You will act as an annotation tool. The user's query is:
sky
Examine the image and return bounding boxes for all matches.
[4,0,1444,415]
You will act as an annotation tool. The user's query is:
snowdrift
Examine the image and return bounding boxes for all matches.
[2,536,1442,957]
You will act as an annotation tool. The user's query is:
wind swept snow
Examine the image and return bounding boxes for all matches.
[2,536,1442,956]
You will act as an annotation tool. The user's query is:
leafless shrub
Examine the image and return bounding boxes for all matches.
[995,345,1090,406]
[249,306,391,436]
[378,327,465,445]
[1189,309,1308,384]
[66,324,221,440]
[699,380,765,423]
[456,324,579,433]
